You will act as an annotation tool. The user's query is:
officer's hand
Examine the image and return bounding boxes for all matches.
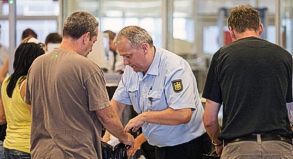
[125,115,145,132]
[215,144,223,156]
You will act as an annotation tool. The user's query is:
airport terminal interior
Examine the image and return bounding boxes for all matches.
[0,0,293,158]
[1,0,292,126]
[1,0,292,93]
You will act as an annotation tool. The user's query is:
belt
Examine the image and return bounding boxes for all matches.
[223,134,292,146]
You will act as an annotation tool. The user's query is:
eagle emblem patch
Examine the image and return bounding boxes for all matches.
[172,79,183,93]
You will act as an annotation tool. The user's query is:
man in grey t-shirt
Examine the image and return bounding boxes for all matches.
[25,11,134,159]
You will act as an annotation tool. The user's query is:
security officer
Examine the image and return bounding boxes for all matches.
[104,26,211,159]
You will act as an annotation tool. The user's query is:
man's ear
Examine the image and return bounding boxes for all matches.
[141,43,148,53]
[83,32,90,43]
[258,23,263,36]
[228,26,236,39]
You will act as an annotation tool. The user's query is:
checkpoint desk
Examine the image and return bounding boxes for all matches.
[105,73,121,100]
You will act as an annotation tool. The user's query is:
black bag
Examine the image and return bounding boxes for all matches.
[203,150,220,159]
[101,141,128,159]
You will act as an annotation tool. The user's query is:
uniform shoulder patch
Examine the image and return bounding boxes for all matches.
[172,79,183,93]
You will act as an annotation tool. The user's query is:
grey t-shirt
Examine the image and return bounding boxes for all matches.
[25,48,110,159]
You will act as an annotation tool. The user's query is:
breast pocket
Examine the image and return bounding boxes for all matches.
[128,87,141,114]
[147,89,167,111]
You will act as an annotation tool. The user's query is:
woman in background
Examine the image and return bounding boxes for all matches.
[0,28,38,83]
[21,28,37,41]
[0,37,45,159]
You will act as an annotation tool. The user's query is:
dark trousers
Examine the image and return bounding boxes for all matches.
[155,133,211,159]
[141,141,156,159]
[4,148,31,159]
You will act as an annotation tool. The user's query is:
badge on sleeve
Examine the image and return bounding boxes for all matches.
[172,79,183,93]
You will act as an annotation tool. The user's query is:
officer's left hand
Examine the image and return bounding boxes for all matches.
[125,115,145,132]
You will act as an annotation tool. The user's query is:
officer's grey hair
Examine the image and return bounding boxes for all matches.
[114,26,153,49]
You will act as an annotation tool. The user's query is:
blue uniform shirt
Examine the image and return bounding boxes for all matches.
[113,47,206,147]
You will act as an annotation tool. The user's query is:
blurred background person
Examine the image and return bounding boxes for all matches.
[21,28,37,41]
[0,23,9,159]
[45,32,62,52]
[0,24,9,71]
[103,30,124,74]
[0,37,45,159]
[0,28,38,84]
[0,24,10,83]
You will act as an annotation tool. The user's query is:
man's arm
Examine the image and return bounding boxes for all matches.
[202,99,222,155]
[20,80,31,112]
[96,104,134,148]
[125,107,191,132]
[102,99,127,142]
[111,99,127,117]
[0,56,8,84]
[0,99,6,125]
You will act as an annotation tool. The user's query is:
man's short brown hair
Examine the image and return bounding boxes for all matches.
[228,5,260,33]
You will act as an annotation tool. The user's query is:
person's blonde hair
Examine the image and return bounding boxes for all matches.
[21,37,45,51]
[21,37,33,44]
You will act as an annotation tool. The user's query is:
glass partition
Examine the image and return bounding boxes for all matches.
[60,0,282,93]
[0,0,59,47]
[62,0,163,47]
[0,0,59,74]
